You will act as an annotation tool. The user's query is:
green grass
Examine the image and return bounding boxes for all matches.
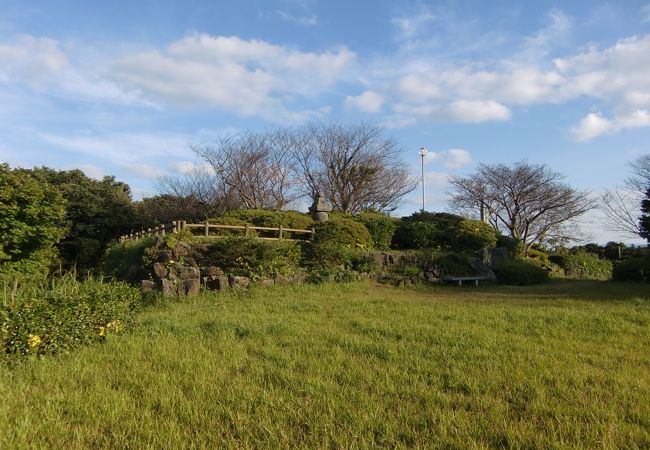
[1,281,649,448]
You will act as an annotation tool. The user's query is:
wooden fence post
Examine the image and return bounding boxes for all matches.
[181,221,187,232]
[310,227,315,241]
[245,223,250,238]
[278,225,283,240]
[204,220,209,237]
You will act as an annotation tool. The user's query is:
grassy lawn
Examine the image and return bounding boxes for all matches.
[1,281,649,449]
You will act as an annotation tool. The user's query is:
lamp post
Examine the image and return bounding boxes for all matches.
[419,147,428,211]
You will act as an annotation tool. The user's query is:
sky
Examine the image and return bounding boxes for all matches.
[1,0,649,244]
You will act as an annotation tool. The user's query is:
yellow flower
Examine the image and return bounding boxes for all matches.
[99,326,106,337]
[27,334,42,348]
[106,320,122,333]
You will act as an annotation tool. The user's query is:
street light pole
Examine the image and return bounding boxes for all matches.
[419,147,428,211]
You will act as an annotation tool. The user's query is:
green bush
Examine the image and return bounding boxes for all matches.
[204,238,301,280]
[493,259,549,285]
[392,212,496,252]
[549,251,613,280]
[434,253,475,277]
[612,256,650,282]
[0,164,67,273]
[357,212,397,251]
[313,217,372,249]
[1,274,139,360]
[456,219,498,252]
[103,237,155,280]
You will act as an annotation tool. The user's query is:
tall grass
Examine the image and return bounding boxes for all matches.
[1,281,649,448]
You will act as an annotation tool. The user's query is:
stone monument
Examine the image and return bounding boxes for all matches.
[309,191,332,222]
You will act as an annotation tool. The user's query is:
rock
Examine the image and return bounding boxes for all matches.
[359,272,371,280]
[152,262,168,279]
[288,274,306,284]
[274,274,290,285]
[206,275,229,291]
[372,253,384,267]
[157,278,176,297]
[202,266,224,277]
[229,276,250,289]
[140,279,155,294]
[258,278,275,287]
[179,278,200,296]
[156,250,174,263]
[178,266,200,280]
[469,257,497,282]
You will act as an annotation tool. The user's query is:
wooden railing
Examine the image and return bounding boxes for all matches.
[119,220,315,243]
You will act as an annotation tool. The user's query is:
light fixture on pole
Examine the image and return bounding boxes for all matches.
[418,147,428,211]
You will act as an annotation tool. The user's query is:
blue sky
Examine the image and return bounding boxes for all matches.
[1,0,650,243]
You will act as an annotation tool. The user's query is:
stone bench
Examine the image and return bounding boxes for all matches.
[443,276,489,287]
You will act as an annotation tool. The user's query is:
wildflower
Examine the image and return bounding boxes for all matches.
[106,320,122,333]
[99,326,106,337]
[27,334,42,348]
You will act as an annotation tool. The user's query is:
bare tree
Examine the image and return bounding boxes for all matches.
[601,154,650,238]
[292,122,417,214]
[191,129,299,210]
[449,161,595,253]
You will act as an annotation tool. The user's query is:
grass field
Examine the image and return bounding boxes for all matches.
[1,281,649,449]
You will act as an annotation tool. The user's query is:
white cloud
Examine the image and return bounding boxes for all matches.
[0,34,67,86]
[112,33,355,122]
[520,8,570,60]
[571,112,615,142]
[446,100,511,123]
[344,90,384,113]
[424,148,473,169]
[276,10,318,26]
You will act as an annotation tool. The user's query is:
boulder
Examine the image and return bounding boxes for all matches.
[258,278,275,287]
[140,279,155,294]
[206,276,229,291]
[178,266,200,280]
[274,274,290,286]
[152,262,168,279]
[229,276,250,289]
[179,278,200,296]
[157,278,176,297]
[202,266,224,277]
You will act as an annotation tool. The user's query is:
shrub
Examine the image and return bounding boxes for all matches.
[103,237,155,280]
[612,256,650,282]
[549,250,613,280]
[313,217,372,249]
[204,238,301,280]
[456,219,498,253]
[493,259,549,285]
[357,212,397,250]
[1,274,139,360]
[434,253,475,277]
[392,212,495,252]
[0,164,67,272]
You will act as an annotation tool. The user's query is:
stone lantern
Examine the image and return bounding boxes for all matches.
[309,191,332,222]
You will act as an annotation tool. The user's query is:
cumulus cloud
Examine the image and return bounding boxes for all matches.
[571,112,615,142]
[112,33,355,122]
[446,100,511,123]
[344,90,384,113]
[425,148,473,169]
[0,34,67,86]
